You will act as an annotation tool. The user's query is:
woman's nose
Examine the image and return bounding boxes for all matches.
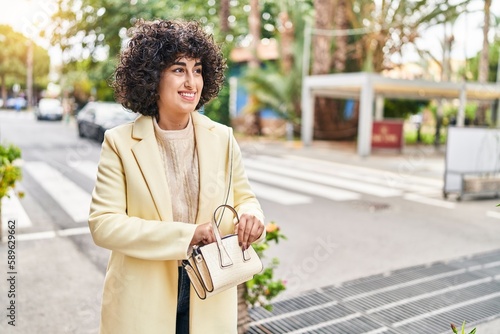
[184,73,194,88]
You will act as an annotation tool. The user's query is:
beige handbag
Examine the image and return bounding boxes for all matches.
[182,128,263,299]
[183,204,263,299]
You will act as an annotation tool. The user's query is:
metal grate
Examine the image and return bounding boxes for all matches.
[248,249,500,334]
[323,263,460,300]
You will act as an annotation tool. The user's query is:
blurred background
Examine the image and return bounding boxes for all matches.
[1,1,500,334]
[0,0,499,143]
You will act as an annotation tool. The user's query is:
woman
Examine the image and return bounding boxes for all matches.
[88,19,265,334]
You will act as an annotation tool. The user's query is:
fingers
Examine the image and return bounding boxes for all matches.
[237,214,264,250]
[191,222,215,246]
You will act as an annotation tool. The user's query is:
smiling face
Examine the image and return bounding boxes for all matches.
[156,57,204,129]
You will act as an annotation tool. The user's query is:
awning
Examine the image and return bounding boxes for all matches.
[301,72,500,156]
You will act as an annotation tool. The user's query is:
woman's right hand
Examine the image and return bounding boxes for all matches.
[190,222,215,246]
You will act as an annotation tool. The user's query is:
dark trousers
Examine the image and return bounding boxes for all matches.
[176,267,190,334]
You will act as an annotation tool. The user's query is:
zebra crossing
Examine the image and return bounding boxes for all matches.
[0,154,472,229]
[0,110,34,120]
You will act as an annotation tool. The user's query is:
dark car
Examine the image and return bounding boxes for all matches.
[76,102,138,142]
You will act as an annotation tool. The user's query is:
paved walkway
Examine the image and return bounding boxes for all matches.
[2,136,499,333]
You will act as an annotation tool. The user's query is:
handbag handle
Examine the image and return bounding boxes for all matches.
[211,204,240,267]
[216,127,234,228]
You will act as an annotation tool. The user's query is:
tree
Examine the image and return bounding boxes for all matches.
[240,0,312,139]
[220,0,230,35]
[0,25,50,105]
[0,26,28,104]
[308,0,471,140]
[48,0,256,112]
[476,0,492,125]
[349,0,470,72]
[311,0,333,76]
[332,0,348,73]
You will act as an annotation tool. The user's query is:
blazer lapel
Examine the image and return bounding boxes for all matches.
[131,116,172,221]
[192,112,222,223]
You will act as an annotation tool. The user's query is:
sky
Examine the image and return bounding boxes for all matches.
[0,0,499,68]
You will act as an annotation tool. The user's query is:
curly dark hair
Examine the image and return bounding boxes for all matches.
[112,19,226,116]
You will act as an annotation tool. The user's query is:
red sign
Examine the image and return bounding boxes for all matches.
[371,120,404,150]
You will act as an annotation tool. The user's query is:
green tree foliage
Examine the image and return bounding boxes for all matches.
[0,25,50,103]
[49,0,258,61]
[467,40,500,83]
[242,62,300,123]
[383,99,428,119]
[340,0,471,73]
[0,26,27,82]
[49,0,276,108]
[48,0,299,115]
[32,44,51,89]
[241,1,313,125]
[0,143,22,239]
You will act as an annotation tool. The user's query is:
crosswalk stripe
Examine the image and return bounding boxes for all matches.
[403,193,456,209]
[250,181,312,205]
[1,189,32,228]
[245,158,402,197]
[0,110,33,120]
[280,154,443,191]
[71,160,98,180]
[0,226,91,242]
[486,211,500,219]
[24,162,91,223]
[246,168,360,201]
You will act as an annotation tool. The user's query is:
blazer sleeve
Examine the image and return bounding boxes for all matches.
[88,131,197,261]
[231,135,266,243]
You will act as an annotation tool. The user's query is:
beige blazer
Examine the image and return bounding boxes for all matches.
[88,112,264,334]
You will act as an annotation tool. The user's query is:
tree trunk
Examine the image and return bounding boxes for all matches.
[477,0,491,125]
[332,0,348,73]
[237,283,250,334]
[278,11,294,74]
[312,0,358,140]
[220,0,230,35]
[248,0,262,135]
[311,0,333,76]
[312,0,333,139]
[1,74,7,106]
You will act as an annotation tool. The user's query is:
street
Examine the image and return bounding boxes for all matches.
[1,109,500,333]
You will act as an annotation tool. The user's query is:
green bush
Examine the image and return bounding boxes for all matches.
[0,143,22,199]
[0,143,23,239]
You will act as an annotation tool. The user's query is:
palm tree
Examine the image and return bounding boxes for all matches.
[311,0,333,76]
[242,63,301,124]
[476,0,492,125]
[308,0,471,140]
[246,0,263,136]
[240,0,311,140]
[311,0,348,140]
[332,0,348,73]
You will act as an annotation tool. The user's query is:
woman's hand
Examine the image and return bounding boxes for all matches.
[236,214,264,250]
[190,222,215,246]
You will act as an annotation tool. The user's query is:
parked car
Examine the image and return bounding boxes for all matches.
[76,102,138,142]
[35,98,64,120]
[7,97,27,110]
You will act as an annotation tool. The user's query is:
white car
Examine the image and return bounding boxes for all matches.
[35,98,64,121]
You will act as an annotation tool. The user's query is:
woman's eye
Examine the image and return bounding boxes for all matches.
[173,68,184,73]
[194,68,202,74]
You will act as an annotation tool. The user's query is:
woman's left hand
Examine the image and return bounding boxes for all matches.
[236,214,264,250]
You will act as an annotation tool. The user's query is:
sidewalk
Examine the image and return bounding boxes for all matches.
[238,137,446,180]
[0,232,104,333]
[4,138,499,334]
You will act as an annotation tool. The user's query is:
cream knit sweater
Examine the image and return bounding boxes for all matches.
[153,116,199,225]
